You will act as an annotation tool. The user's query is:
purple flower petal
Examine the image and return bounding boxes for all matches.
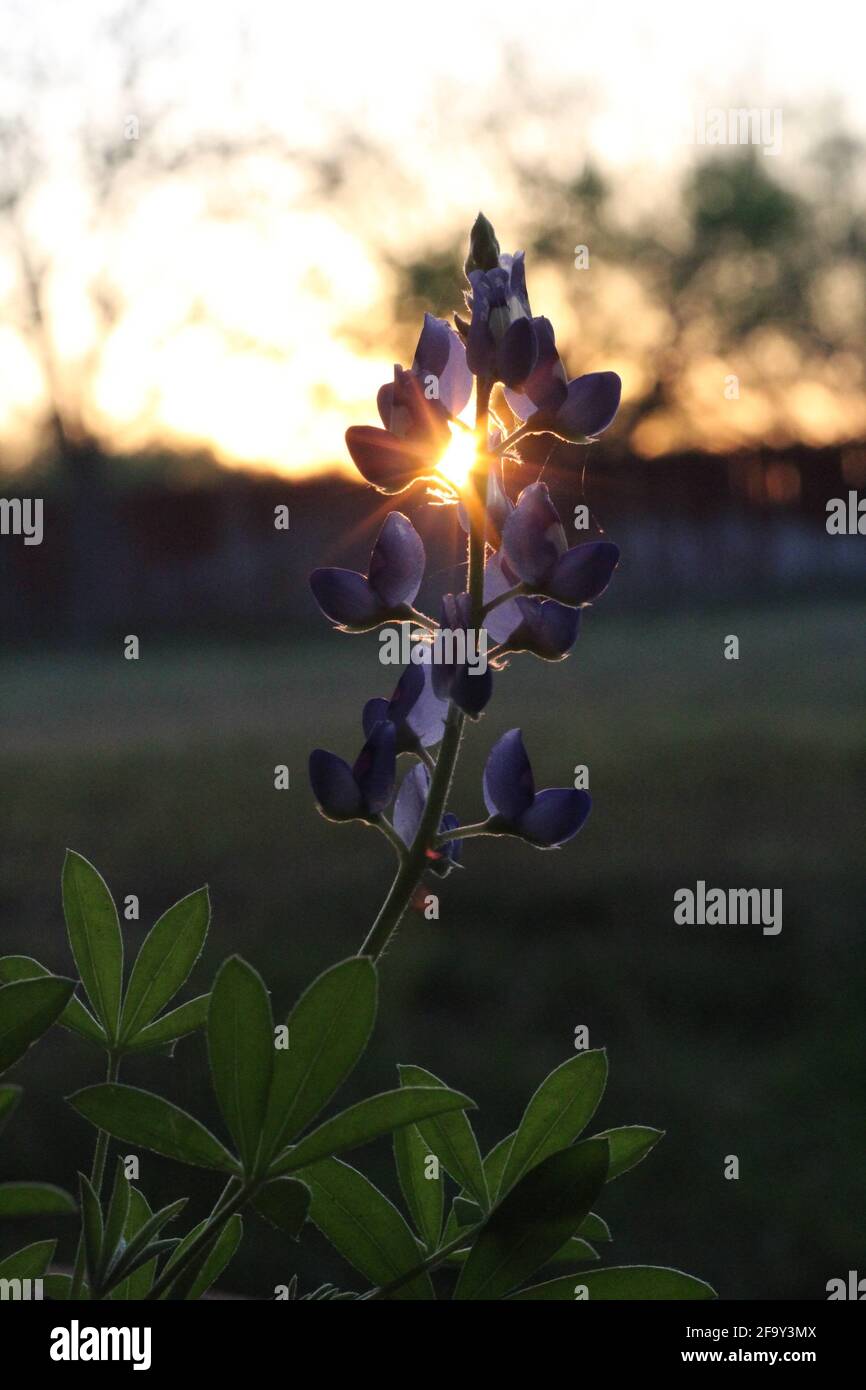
[412,313,472,416]
[309,749,364,821]
[345,425,426,494]
[457,453,512,536]
[362,697,390,741]
[465,270,495,378]
[431,592,492,716]
[483,728,535,820]
[430,810,463,876]
[483,552,522,645]
[556,371,622,439]
[405,665,448,747]
[376,374,398,430]
[500,251,530,319]
[412,312,452,380]
[449,663,493,718]
[437,328,473,419]
[393,762,429,846]
[516,787,591,847]
[501,481,567,586]
[310,568,381,629]
[547,541,620,606]
[439,811,462,861]
[498,317,537,389]
[352,719,396,815]
[367,512,426,608]
[505,596,581,660]
[503,317,568,418]
[386,663,424,723]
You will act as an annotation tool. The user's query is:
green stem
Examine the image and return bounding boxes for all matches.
[469,379,492,628]
[361,1225,479,1300]
[491,421,531,456]
[357,380,492,963]
[71,1051,119,1299]
[372,815,408,863]
[358,702,464,960]
[433,818,498,847]
[481,583,525,619]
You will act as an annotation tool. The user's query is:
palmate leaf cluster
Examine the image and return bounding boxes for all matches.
[0,852,714,1301]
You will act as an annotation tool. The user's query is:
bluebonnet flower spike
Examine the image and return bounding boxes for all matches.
[309,720,396,823]
[483,728,591,848]
[310,511,426,631]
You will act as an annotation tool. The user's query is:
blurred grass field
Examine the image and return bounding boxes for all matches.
[1,598,864,1299]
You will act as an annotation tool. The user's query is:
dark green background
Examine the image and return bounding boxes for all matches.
[1,594,863,1298]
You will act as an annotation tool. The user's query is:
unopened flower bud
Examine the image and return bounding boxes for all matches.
[464,211,500,277]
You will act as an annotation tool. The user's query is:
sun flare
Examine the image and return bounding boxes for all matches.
[436,426,478,490]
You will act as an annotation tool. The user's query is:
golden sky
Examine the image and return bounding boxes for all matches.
[1,0,865,476]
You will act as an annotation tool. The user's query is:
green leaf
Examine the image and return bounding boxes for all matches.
[163,1214,244,1299]
[453,1196,482,1226]
[120,1239,181,1290]
[43,1273,73,1299]
[0,955,106,1048]
[120,888,210,1042]
[398,1064,488,1210]
[253,1178,311,1238]
[301,1157,434,1300]
[447,1236,597,1267]
[499,1050,608,1197]
[484,1131,514,1202]
[394,1122,443,1251]
[271,1086,475,1176]
[0,1239,56,1280]
[107,1188,155,1300]
[69,1083,238,1172]
[122,995,209,1052]
[62,851,124,1039]
[261,957,377,1160]
[208,957,273,1174]
[0,976,75,1075]
[590,1125,663,1181]
[510,1265,717,1300]
[545,1236,599,1265]
[577,1211,611,1242]
[78,1173,104,1290]
[454,1138,610,1301]
[99,1160,131,1285]
[105,1195,187,1296]
[0,1084,23,1136]
[0,1183,77,1218]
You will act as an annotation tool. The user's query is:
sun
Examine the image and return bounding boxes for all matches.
[436,425,478,490]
